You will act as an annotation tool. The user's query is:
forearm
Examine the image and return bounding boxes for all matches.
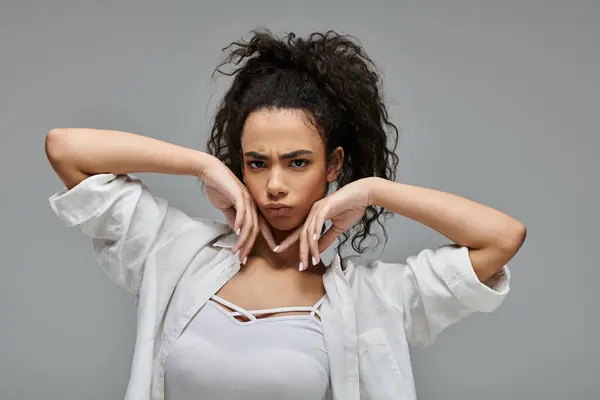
[45,128,215,188]
[368,177,525,250]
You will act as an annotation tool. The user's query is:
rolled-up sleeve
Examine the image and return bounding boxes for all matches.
[49,173,197,294]
[372,244,511,348]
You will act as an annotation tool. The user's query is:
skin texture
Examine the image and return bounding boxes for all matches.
[239,108,343,268]
[237,107,527,279]
[241,108,341,232]
[211,108,342,311]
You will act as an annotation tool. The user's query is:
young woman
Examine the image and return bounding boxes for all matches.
[46,30,526,400]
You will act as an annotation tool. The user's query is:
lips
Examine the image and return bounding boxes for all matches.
[264,203,293,217]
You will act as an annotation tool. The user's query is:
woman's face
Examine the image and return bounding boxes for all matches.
[241,108,343,232]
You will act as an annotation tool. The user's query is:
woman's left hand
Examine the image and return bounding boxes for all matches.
[275,178,376,271]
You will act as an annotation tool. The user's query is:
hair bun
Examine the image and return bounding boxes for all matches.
[244,31,319,77]
[223,29,366,85]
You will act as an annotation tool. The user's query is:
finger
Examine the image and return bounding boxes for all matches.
[306,203,322,266]
[313,207,328,242]
[231,192,249,254]
[241,203,259,264]
[235,192,254,257]
[222,207,236,232]
[232,194,245,237]
[275,224,302,253]
[251,205,261,259]
[299,219,310,271]
[300,202,320,271]
[258,213,277,251]
[318,225,343,254]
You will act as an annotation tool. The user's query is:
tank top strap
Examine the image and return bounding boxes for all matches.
[246,305,315,316]
[210,295,257,321]
[310,294,326,319]
[210,294,326,320]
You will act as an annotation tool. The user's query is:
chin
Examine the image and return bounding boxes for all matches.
[265,215,305,232]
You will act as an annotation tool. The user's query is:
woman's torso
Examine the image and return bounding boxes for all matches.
[164,257,331,400]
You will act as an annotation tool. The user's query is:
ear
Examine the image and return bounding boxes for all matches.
[326,146,344,183]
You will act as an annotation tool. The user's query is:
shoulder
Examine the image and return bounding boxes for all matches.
[338,245,471,275]
[334,245,466,289]
[339,253,392,271]
[188,215,230,232]
[336,254,389,284]
[171,216,233,246]
[147,216,235,274]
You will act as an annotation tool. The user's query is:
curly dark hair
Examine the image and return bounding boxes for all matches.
[206,28,400,256]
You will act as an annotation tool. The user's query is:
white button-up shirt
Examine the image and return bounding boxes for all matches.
[49,173,511,400]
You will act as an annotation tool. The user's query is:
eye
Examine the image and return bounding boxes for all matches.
[247,161,265,169]
[291,159,309,168]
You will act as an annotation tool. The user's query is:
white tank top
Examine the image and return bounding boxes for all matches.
[165,294,331,400]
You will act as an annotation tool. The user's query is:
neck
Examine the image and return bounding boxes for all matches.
[249,232,300,268]
[248,230,326,273]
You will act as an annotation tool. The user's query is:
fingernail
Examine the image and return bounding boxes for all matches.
[236,228,241,235]
[299,262,304,271]
[273,245,279,253]
[312,256,317,266]
[243,256,247,264]
[313,233,317,241]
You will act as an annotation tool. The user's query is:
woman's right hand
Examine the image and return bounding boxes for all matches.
[199,155,276,262]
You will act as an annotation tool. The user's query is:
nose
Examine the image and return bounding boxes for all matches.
[266,168,288,199]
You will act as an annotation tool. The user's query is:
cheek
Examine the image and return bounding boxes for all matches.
[297,170,328,198]
[293,173,327,216]
[243,180,256,196]
[242,174,261,195]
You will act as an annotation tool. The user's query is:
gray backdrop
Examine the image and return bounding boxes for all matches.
[1,0,598,399]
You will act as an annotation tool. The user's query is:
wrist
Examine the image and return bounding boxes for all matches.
[195,152,219,179]
[365,177,388,207]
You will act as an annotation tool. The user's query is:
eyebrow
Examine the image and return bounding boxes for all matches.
[244,149,313,161]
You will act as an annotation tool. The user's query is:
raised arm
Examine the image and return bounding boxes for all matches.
[45,128,273,265]
[368,177,526,282]
[45,128,215,190]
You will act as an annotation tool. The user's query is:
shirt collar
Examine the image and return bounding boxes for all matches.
[213,232,237,249]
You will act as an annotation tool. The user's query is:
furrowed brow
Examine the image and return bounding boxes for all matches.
[244,150,313,160]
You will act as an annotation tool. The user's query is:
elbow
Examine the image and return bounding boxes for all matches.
[494,223,526,264]
[506,223,527,252]
[45,129,91,190]
[48,128,69,136]
[45,128,71,162]
[47,128,70,142]
[472,223,526,283]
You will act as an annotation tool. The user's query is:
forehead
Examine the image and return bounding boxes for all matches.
[241,108,324,153]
